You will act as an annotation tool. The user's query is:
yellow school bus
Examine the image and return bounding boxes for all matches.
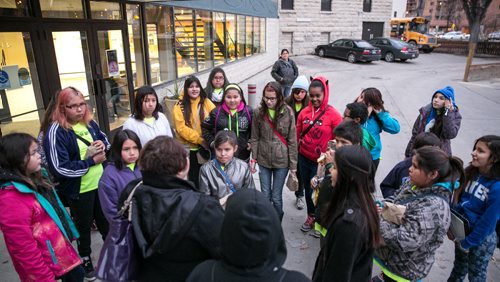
[390,17,440,53]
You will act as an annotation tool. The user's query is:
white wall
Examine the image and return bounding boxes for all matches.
[392,0,408,18]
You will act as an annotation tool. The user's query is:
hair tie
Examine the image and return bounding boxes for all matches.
[225,84,242,93]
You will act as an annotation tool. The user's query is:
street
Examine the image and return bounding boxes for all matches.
[1,52,500,281]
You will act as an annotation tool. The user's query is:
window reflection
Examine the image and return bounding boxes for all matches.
[213,13,226,65]
[226,14,237,62]
[90,1,121,20]
[127,4,146,88]
[237,15,245,58]
[40,0,84,19]
[196,10,213,71]
[174,8,196,76]
[245,17,253,56]
[253,17,260,54]
[0,0,29,17]
[260,18,266,52]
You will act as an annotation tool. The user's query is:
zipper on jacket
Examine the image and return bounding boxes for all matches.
[46,240,58,264]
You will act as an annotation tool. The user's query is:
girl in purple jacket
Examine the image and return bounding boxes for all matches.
[98,129,142,224]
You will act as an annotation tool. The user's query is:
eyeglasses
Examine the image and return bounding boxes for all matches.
[213,76,225,81]
[263,96,277,101]
[66,102,87,110]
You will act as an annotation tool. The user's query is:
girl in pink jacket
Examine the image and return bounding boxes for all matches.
[0,133,83,282]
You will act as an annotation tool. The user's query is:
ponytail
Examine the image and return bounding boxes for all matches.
[449,156,465,204]
[414,147,464,192]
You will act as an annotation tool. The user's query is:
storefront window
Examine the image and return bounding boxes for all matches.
[253,17,260,54]
[226,14,236,62]
[237,15,246,58]
[260,18,266,53]
[195,10,213,72]
[0,32,43,137]
[213,13,225,66]
[145,4,176,84]
[0,0,30,17]
[245,17,253,56]
[90,1,122,20]
[174,8,196,77]
[127,4,146,88]
[40,0,85,19]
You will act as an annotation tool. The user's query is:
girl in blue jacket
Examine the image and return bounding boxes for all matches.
[448,135,500,282]
[355,88,400,171]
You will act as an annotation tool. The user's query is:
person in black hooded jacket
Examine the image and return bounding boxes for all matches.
[119,136,225,282]
[187,189,310,282]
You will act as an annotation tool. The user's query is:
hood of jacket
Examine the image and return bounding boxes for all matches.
[132,173,205,258]
[0,169,28,188]
[433,86,457,108]
[220,189,286,275]
[309,75,330,111]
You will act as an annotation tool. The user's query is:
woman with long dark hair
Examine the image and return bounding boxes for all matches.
[312,145,381,281]
[173,76,215,187]
[204,67,229,106]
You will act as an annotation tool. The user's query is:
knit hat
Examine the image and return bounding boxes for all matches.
[291,75,309,92]
[433,86,457,108]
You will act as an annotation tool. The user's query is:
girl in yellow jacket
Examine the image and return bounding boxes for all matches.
[173,76,215,187]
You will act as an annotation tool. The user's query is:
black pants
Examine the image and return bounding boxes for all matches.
[294,164,305,198]
[59,265,84,282]
[69,189,109,257]
[189,150,201,188]
[373,158,380,173]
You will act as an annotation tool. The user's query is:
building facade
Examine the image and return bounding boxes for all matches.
[0,0,279,136]
[278,0,392,55]
[392,0,408,18]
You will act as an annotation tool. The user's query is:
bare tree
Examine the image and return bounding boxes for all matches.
[443,0,462,31]
[462,0,493,81]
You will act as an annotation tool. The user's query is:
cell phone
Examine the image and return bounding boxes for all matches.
[327,140,337,151]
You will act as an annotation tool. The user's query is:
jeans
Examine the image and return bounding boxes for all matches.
[283,85,292,98]
[259,165,289,221]
[69,189,109,257]
[298,154,318,215]
[447,232,497,282]
[294,164,305,198]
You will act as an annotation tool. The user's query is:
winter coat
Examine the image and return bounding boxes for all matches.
[123,112,173,147]
[271,58,299,86]
[202,103,253,160]
[44,120,110,200]
[187,189,310,282]
[120,173,224,282]
[363,111,400,160]
[296,76,342,162]
[250,105,298,170]
[380,157,412,200]
[375,181,452,281]
[173,96,215,149]
[98,162,142,224]
[198,158,255,199]
[313,197,374,282]
[0,170,81,282]
[405,104,462,157]
[453,174,500,250]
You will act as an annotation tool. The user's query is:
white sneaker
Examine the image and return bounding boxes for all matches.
[296,197,305,210]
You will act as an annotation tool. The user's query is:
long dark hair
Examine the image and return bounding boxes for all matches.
[454,135,500,204]
[39,90,60,134]
[110,129,142,170]
[181,76,208,127]
[259,81,286,130]
[205,67,229,99]
[356,87,386,113]
[132,85,161,120]
[0,133,50,190]
[323,145,382,248]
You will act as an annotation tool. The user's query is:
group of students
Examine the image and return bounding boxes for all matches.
[0,63,498,282]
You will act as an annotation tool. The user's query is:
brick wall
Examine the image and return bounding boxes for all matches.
[279,0,393,55]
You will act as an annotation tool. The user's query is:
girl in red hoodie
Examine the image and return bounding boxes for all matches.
[296,76,342,232]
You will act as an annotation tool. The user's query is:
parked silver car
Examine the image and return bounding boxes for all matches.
[488,30,500,41]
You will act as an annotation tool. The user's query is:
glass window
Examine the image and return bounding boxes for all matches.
[260,18,266,53]
[226,14,236,61]
[40,0,85,19]
[0,0,30,17]
[145,4,176,84]
[127,4,146,88]
[90,1,122,20]
[281,0,293,10]
[195,10,213,72]
[0,32,43,137]
[253,17,260,54]
[245,17,253,56]
[237,15,245,58]
[363,0,372,13]
[174,8,196,77]
[213,12,226,65]
[321,0,332,11]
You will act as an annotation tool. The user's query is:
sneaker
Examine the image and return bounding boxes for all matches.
[310,230,321,238]
[300,215,315,232]
[82,256,96,281]
[295,197,305,210]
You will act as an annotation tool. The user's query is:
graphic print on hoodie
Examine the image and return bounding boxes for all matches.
[296,76,342,161]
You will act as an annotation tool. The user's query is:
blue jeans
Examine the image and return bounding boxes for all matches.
[283,85,292,98]
[298,154,318,216]
[259,165,288,220]
[447,232,497,282]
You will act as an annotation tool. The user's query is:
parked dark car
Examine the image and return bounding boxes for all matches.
[315,39,381,63]
[368,37,419,62]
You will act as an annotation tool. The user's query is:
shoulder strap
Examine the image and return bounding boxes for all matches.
[72,130,92,146]
[265,115,288,147]
[212,159,236,193]
[300,106,329,139]
[213,106,222,135]
[118,180,143,221]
